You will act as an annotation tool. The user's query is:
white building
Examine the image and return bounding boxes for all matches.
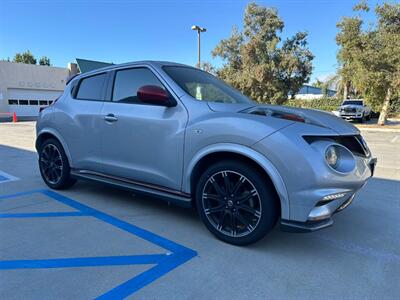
[294,85,337,100]
[0,61,77,120]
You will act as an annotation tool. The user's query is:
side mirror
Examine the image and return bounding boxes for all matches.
[137,85,175,107]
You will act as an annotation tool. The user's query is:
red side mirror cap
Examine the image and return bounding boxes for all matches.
[137,85,175,107]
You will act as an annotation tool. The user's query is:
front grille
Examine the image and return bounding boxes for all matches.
[341,107,356,113]
[303,135,369,157]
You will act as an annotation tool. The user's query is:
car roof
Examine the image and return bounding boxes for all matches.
[74,60,191,80]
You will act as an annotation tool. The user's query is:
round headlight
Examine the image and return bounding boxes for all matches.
[325,145,339,167]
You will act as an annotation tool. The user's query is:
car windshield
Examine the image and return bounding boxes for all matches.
[163,66,253,104]
[342,100,363,106]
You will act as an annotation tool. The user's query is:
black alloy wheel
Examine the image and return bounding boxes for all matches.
[202,170,262,238]
[39,138,76,189]
[196,160,279,245]
[40,143,63,185]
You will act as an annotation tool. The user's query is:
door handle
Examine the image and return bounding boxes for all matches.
[103,114,118,122]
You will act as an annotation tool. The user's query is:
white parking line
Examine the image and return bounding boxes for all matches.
[390,135,399,143]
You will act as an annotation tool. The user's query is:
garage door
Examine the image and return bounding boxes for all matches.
[7,88,63,117]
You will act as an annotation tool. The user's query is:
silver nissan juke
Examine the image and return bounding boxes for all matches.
[36,61,377,245]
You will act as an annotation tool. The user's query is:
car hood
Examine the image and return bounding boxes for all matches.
[207,102,360,135]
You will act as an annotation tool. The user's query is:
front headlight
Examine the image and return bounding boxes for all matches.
[305,139,357,173]
[325,145,339,167]
[324,144,356,173]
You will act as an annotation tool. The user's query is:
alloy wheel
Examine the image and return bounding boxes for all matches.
[40,144,63,184]
[202,170,262,238]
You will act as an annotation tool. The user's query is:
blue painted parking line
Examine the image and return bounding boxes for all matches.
[0,211,90,218]
[0,189,197,299]
[0,170,19,183]
[0,254,168,270]
[0,188,46,200]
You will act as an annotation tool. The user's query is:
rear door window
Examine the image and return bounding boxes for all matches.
[76,73,107,101]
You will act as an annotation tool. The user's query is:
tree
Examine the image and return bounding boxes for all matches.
[212,3,314,104]
[13,50,37,65]
[39,56,51,66]
[200,61,216,75]
[336,1,400,125]
[312,79,324,89]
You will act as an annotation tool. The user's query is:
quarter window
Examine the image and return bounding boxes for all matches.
[76,73,107,100]
[112,68,165,104]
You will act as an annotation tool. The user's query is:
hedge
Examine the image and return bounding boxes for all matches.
[284,97,400,117]
[284,98,342,112]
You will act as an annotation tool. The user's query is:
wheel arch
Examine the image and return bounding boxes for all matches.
[36,129,72,166]
[184,143,289,220]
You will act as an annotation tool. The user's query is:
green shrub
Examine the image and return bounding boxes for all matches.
[283,97,399,118]
[285,98,342,112]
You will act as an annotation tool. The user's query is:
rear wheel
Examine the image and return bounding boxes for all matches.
[195,160,279,245]
[38,138,76,189]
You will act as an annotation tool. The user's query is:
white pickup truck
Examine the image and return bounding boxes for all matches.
[338,99,372,123]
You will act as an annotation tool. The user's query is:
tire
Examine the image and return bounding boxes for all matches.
[366,113,371,121]
[359,114,364,123]
[195,160,279,245]
[38,138,76,190]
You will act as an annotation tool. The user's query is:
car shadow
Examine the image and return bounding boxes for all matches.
[250,177,400,262]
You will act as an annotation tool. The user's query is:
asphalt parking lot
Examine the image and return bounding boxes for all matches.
[0,122,399,299]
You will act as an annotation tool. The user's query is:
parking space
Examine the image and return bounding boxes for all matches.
[0,122,399,299]
[0,189,196,299]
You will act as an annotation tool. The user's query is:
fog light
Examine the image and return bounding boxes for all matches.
[322,192,347,201]
[325,145,339,167]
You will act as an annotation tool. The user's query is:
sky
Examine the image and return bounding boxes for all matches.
[0,0,382,83]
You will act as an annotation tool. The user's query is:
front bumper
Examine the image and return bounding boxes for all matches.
[339,113,363,119]
[252,123,377,233]
[280,193,355,232]
[281,157,377,233]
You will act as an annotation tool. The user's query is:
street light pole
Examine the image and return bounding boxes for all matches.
[191,25,206,68]
[197,29,201,68]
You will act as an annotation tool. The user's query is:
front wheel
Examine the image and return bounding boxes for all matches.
[195,160,279,245]
[38,138,76,190]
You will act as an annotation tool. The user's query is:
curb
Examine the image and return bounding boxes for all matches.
[357,127,400,133]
